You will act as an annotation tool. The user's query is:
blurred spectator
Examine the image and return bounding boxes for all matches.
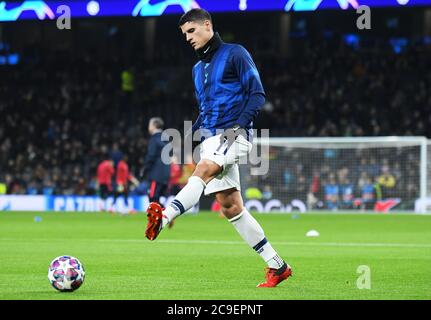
[245,187,263,200]
[96,158,115,211]
[143,117,171,203]
[111,155,139,214]
[340,178,354,209]
[324,174,339,211]
[359,176,376,210]
[0,177,6,195]
[377,165,396,198]
[262,185,273,200]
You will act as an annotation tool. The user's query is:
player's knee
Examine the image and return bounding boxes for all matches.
[220,202,243,219]
[194,160,221,181]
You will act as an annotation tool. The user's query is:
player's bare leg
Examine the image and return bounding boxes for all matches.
[216,188,292,287]
[145,159,221,240]
[191,159,223,184]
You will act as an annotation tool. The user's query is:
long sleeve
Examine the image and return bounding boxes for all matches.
[231,45,266,128]
[191,66,203,133]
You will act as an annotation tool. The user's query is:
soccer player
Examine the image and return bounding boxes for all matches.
[143,117,171,204]
[96,158,115,211]
[111,155,139,214]
[145,9,292,287]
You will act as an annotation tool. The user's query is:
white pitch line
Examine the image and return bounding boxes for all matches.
[157,239,431,248]
[1,238,431,248]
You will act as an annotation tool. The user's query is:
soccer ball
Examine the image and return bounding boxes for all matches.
[48,255,85,292]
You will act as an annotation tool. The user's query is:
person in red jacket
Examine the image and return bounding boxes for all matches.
[168,155,182,196]
[97,158,115,211]
[111,156,139,214]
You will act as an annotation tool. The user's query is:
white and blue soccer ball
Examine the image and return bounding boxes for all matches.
[48,255,85,292]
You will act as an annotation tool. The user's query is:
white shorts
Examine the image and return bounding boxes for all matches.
[199,134,252,196]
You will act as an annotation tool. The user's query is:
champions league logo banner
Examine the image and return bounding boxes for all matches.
[1,0,430,22]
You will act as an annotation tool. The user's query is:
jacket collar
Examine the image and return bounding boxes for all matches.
[196,32,223,63]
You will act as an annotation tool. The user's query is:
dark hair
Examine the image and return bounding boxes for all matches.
[150,117,164,129]
[178,8,212,27]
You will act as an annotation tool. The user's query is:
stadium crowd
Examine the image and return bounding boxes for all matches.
[0,31,430,205]
[246,146,421,210]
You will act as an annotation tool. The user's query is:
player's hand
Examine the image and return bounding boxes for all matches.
[220,125,242,144]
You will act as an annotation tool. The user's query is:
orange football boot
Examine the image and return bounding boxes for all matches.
[257,263,292,288]
[145,202,166,240]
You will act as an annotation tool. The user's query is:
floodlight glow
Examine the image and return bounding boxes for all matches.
[87,1,100,16]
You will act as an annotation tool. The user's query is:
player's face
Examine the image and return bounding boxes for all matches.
[180,20,213,50]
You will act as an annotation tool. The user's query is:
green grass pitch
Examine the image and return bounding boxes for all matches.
[0,211,430,300]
